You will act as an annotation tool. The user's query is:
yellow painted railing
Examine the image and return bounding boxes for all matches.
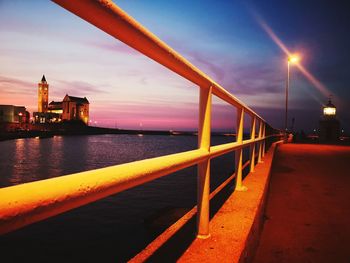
[0,0,280,237]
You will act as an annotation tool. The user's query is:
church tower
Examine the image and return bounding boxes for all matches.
[38,75,49,113]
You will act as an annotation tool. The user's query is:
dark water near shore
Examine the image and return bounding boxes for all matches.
[0,134,249,262]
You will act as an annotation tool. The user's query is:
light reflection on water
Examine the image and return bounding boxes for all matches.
[1,134,212,187]
[0,134,245,262]
[11,139,25,185]
[3,136,67,186]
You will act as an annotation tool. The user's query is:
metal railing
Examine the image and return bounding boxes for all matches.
[0,0,279,237]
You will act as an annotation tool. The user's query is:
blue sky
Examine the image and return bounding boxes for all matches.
[0,0,348,132]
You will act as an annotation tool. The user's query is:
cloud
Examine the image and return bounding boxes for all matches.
[167,44,284,97]
[0,75,37,110]
[86,40,140,56]
[51,79,109,99]
[0,75,36,95]
[179,51,284,98]
[187,51,226,82]
[80,30,284,101]
[225,62,284,95]
[90,99,199,130]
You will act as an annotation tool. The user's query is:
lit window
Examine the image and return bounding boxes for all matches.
[323,107,336,116]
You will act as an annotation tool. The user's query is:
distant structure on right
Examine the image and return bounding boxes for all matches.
[319,98,340,141]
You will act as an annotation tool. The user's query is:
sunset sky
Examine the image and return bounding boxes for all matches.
[1,0,349,132]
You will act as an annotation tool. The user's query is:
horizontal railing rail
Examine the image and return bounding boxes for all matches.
[0,0,282,239]
[129,158,252,262]
[50,0,264,120]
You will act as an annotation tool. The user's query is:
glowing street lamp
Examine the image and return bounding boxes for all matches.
[289,55,300,64]
[285,54,300,140]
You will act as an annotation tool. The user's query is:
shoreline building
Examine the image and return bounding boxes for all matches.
[62,95,89,125]
[48,101,63,115]
[0,105,28,123]
[33,75,89,125]
[319,99,340,141]
[38,75,49,113]
[0,105,30,131]
[33,75,59,124]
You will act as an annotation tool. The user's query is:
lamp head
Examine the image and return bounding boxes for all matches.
[323,99,336,117]
[288,54,300,64]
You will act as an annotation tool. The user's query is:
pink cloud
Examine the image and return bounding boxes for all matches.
[0,75,37,111]
[51,79,109,99]
[89,98,239,131]
[188,51,226,82]
[86,40,140,56]
[0,75,35,95]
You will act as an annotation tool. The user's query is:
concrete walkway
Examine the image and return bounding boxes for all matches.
[254,144,350,263]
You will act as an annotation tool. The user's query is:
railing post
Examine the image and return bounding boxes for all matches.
[249,116,256,172]
[262,123,266,157]
[197,85,212,239]
[258,120,263,163]
[235,107,247,191]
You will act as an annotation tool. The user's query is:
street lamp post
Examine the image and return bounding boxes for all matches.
[284,55,300,141]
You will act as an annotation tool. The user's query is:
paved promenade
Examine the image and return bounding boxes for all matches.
[254,144,350,263]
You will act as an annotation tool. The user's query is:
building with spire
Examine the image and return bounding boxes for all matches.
[38,75,49,113]
[33,75,90,125]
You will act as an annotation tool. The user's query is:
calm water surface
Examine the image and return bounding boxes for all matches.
[0,134,200,187]
[0,134,246,262]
